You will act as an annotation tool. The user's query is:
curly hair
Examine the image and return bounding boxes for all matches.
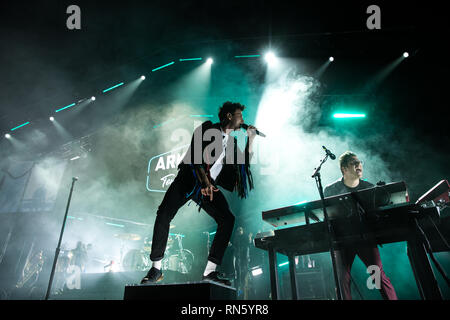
[218,101,245,127]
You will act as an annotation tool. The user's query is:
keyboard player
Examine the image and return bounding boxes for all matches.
[323,151,398,300]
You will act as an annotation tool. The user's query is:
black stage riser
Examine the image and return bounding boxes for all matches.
[124,281,236,300]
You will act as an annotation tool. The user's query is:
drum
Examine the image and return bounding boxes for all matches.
[166,236,174,250]
[122,249,150,271]
[142,236,173,253]
[164,249,194,274]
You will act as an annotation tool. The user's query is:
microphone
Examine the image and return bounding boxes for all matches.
[241,124,266,137]
[322,146,336,160]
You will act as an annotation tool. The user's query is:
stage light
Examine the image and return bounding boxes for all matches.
[106,222,125,228]
[251,267,263,276]
[403,52,409,58]
[67,215,83,221]
[140,75,146,80]
[179,57,202,61]
[49,117,54,121]
[329,56,334,62]
[103,82,124,93]
[152,61,175,72]
[264,52,277,64]
[169,232,185,238]
[55,103,76,112]
[333,113,366,118]
[206,58,213,65]
[110,261,119,272]
[5,133,11,139]
[11,121,30,131]
[91,96,96,101]
[190,114,214,118]
[234,54,261,58]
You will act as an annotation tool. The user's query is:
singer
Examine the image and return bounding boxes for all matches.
[141,101,258,285]
[324,151,398,300]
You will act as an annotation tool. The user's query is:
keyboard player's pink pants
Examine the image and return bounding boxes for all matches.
[334,245,398,300]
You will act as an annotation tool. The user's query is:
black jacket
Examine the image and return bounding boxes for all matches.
[179,121,253,197]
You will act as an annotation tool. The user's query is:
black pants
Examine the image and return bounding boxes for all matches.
[150,166,235,265]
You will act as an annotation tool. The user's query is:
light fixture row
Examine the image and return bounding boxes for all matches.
[3,51,411,139]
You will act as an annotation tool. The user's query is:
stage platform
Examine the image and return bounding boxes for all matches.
[124,281,236,300]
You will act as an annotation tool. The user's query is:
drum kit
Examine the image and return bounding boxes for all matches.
[117,229,194,274]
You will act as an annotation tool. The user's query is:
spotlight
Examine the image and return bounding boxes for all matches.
[140,75,146,80]
[49,117,54,121]
[333,113,366,119]
[5,133,11,139]
[91,96,96,101]
[329,56,334,62]
[403,52,409,58]
[264,51,277,64]
[206,58,213,65]
[251,267,263,276]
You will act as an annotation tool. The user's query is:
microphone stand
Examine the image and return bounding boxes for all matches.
[312,155,343,300]
[44,177,78,300]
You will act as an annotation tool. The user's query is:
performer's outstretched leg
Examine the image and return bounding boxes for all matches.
[141,168,193,284]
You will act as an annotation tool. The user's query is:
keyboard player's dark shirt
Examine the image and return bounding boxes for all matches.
[324,178,374,198]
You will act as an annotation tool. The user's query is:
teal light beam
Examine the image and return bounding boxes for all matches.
[234,55,261,58]
[67,216,83,221]
[105,222,125,228]
[55,103,76,113]
[169,233,185,238]
[179,58,202,61]
[11,122,30,131]
[103,82,124,93]
[152,61,175,72]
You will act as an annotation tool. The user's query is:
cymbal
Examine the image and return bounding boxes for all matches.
[114,233,141,241]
